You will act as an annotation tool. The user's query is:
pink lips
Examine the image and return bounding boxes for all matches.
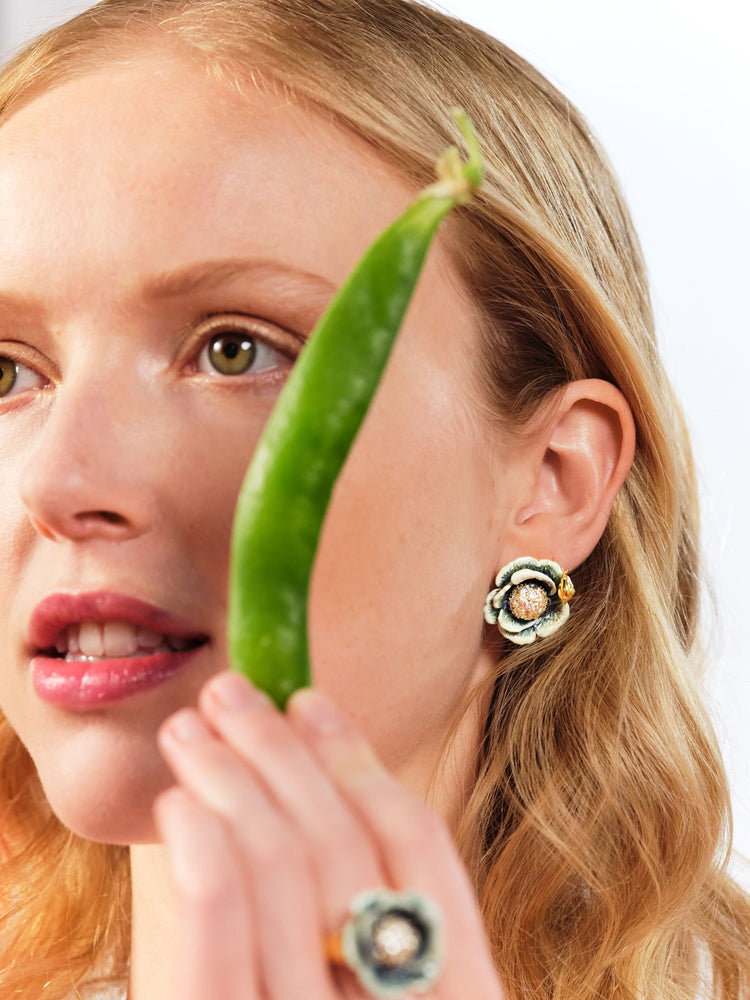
[29,592,209,709]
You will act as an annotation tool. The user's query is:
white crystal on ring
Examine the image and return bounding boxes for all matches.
[371,914,422,967]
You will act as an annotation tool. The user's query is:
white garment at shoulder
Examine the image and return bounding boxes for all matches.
[66,983,127,1000]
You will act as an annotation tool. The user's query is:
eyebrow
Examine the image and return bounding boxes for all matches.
[0,290,41,315]
[140,258,338,302]
[0,258,338,317]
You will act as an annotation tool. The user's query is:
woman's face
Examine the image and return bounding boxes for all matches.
[0,50,516,843]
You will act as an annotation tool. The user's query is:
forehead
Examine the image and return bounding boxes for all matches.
[0,50,415,301]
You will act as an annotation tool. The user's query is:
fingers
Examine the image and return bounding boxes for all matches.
[198,672,387,928]
[158,706,338,999]
[153,786,261,1000]
[288,688,502,1000]
[157,673,503,1000]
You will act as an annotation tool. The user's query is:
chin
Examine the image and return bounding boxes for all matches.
[40,768,165,844]
[31,731,172,845]
[44,777,165,845]
[50,793,162,845]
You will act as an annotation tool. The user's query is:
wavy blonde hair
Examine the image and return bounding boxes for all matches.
[1,2,748,998]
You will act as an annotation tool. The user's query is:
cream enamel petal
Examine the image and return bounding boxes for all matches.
[493,583,512,606]
[484,594,501,624]
[503,625,537,645]
[537,559,565,580]
[534,602,570,637]
[495,557,538,589]
[510,568,556,593]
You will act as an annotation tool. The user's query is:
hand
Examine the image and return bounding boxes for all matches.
[154,671,503,1000]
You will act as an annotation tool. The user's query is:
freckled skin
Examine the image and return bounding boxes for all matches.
[0,50,521,844]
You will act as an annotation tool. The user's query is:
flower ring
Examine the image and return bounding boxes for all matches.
[325,888,444,998]
[484,557,575,645]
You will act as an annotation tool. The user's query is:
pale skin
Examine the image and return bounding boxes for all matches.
[0,48,635,1000]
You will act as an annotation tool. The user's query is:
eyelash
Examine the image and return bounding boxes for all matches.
[185,313,300,382]
[0,313,301,405]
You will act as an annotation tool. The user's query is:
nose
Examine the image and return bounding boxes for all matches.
[20,366,161,544]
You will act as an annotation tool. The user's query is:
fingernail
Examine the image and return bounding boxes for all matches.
[290,689,351,735]
[208,671,271,713]
[167,710,208,743]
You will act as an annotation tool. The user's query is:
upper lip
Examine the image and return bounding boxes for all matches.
[28,591,210,653]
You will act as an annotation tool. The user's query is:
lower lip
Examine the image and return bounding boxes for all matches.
[31,648,203,709]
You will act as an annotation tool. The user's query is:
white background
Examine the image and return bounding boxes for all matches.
[1,0,748,887]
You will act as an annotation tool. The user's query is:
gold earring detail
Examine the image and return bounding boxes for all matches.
[484,557,574,645]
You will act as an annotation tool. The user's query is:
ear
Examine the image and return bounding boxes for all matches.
[503,380,635,571]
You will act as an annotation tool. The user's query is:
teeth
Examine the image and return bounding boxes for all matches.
[137,628,163,649]
[65,649,157,663]
[79,622,104,658]
[57,622,195,660]
[103,621,139,658]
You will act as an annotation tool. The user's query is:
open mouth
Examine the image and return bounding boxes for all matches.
[41,621,208,663]
[33,622,210,708]
[29,593,213,707]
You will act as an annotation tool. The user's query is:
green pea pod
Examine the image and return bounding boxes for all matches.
[228,110,483,708]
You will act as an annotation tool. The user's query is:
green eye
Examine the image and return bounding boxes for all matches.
[0,357,17,397]
[206,333,257,376]
[197,320,288,378]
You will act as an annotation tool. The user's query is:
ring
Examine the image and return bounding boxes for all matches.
[325,888,444,998]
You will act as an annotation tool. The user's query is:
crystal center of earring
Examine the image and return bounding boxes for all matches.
[370,913,423,967]
[507,582,550,621]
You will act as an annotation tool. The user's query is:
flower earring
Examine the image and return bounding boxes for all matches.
[484,557,575,645]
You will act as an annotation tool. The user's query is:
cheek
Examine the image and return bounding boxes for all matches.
[0,488,35,615]
[307,353,497,767]
[150,389,279,598]
[0,409,44,584]
[0,420,44,721]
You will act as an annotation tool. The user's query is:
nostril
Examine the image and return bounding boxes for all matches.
[95,510,127,525]
[72,510,128,526]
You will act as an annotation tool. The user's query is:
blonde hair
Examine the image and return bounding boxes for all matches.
[1,2,748,997]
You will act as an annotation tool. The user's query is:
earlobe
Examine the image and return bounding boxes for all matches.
[514,380,635,570]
